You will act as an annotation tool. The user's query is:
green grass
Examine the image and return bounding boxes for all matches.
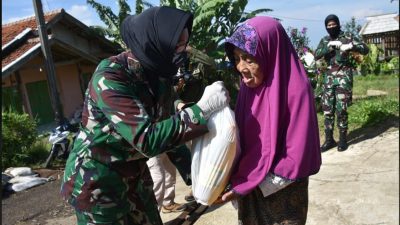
[352,74,399,97]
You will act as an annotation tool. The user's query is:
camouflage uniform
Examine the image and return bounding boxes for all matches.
[315,32,369,132]
[61,51,208,225]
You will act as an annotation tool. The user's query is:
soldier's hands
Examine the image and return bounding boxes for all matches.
[340,43,353,52]
[327,40,342,49]
[196,81,230,119]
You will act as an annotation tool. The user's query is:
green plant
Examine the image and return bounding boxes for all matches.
[24,138,51,168]
[286,26,311,56]
[86,0,139,48]
[358,44,384,75]
[343,16,362,40]
[2,110,38,169]
[348,97,399,127]
[381,56,399,75]
[87,0,271,107]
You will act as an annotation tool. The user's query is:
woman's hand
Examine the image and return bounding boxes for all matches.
[213,190,240,205]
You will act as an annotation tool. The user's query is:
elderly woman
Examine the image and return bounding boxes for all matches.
[219,16,322,225]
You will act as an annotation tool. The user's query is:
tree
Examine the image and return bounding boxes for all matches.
[286,26,322,103]
[343,17,362,39]
[88,0,271,59]
[87,0,271,106]
[86,0,153,48]
[286,26,311,56]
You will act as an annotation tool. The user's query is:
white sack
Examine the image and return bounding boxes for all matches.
[191,106,238,205]
[4,167,35,177]
[8,175,48,192]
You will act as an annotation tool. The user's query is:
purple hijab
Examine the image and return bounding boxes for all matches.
[225,17,321,195]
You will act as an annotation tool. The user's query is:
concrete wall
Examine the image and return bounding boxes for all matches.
[52,24,105,56]
[2,56,96,121]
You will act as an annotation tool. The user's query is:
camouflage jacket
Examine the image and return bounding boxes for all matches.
[315,31,369,71]
[61,51,207,215]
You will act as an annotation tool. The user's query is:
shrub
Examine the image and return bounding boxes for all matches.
[24,138,51,167]
[2,110,38,169]
[381,56,399,75]
[348,97,399,127]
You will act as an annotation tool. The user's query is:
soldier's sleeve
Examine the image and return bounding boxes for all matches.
[90,70,208,158]
[352,36,369,55]
[314,38,331,60]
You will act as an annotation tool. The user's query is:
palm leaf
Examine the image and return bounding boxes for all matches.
[87,0,119,30]
[243,8,272,19]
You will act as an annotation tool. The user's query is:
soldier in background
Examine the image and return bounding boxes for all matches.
[174,45,216,104]
[315,14,369,152]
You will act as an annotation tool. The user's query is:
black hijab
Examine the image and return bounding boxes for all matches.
[324,14,341,39]
[121,6,193,78]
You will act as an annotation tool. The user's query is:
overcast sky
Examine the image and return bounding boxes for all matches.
[2,0,399,48]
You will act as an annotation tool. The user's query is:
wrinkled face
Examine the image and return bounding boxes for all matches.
[175,28,189,53]
[233,47,263,88]
[326,20,338,29]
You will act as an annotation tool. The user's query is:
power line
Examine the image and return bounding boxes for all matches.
[268,14,369,23]
[268,14,322,22]
[44,0,51,11]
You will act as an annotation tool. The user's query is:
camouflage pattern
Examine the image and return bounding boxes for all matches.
[61,51,208,224]
[315,31,369,131]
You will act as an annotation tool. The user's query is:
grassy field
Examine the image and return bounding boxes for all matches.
[352,74,399,97]
[317,73,399,141]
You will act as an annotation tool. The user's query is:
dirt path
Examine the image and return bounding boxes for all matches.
[2,170,74,225]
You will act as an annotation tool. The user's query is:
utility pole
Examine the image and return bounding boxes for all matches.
[33,0,65,125]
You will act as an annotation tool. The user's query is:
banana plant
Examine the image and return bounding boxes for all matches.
[162,0,271,59]
[86,0,153,48]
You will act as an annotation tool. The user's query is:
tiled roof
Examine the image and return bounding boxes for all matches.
[2,8,119,77]
[2,41,40,68]
[360,13,399,35]
[2,9,61,46]
[2,10,63,75]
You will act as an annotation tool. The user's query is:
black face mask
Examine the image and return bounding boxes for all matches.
[172,51,188,68]
[327,26,341,39]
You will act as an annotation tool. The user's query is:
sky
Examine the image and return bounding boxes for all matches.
[2,0,399,49]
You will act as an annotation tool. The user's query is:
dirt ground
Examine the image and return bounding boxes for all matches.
[2,169,75,225]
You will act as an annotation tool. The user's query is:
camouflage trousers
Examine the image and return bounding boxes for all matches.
[75,209,160,225]
[63,158,163,225]
[322,69,353,132]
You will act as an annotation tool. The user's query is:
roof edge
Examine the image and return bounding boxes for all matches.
[2,42,42,78]
[2,28,32,51]
[365,12,399,18]
[2,8,63,28]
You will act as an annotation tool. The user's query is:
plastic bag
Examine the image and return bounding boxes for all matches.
[8,175,48,192]
[4,167,35,177]
[191,106,239,205]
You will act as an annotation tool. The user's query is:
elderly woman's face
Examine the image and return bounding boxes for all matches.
[233,47,263,88]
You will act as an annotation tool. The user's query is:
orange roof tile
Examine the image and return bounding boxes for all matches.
[2,9,61,46]
[2,10,63,73]
[2,41,40,68]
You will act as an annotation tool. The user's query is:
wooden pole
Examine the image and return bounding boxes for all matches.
[32,0,65,125]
